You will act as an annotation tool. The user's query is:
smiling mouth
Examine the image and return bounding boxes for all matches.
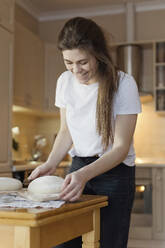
[77,72,88,78]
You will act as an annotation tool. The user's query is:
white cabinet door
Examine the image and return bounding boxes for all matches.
[152,168,165,240]
[13,22,27,107]
[26,28,44,110]
[0,26,13,171]
[0,0,14,32]
[44,43,65,113]
[14,22,44,110]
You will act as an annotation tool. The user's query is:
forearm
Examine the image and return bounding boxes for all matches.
[46,128,72,169]
[79,145,129,182]
[60,145,129,201]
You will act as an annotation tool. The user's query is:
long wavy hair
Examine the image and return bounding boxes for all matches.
[58,17,119,150]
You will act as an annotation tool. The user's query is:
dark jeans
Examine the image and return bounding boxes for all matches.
[55,156,135,248]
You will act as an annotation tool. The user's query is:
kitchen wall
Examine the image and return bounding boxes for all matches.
[13,100,165,162]
[134,100,165,159]
[39,13,126,44]
[12,110,60,162]
[12,112,39,161]
[39,8,165,43]
[136,9,165,41]
[37,116,60,158]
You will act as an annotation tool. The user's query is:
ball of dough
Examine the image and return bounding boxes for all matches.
[0,177,23,191]
[28,175,64,195]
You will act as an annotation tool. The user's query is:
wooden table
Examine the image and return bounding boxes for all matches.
[0,195,108,248]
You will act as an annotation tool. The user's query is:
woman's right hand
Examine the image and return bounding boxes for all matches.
[28,162,56,181]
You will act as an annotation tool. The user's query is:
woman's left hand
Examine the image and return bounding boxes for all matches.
[59,170,87,202]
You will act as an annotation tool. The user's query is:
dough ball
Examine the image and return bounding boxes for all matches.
[0,177,23,191]
[28,175,64,195]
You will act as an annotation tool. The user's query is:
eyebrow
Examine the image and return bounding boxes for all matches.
[64,59,88,63]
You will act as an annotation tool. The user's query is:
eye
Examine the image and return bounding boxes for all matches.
[65,62,72,65]
[80,60,88,65]
[64,60,73,65]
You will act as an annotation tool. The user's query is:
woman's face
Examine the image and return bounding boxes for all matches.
[62,49,98,85]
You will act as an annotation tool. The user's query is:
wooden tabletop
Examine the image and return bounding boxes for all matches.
[0,195,108,227]
[0,195,108,248]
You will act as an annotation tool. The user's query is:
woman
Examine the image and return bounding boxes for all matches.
[28,17,141,248]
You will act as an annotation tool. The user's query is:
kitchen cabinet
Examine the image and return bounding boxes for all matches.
[152,167,165,240]
[0,23,13,175]
[14,22,44,110]
[44,43,65,113]
[129,164,165,247]
[154,42,165,112]
[0,0,14,32]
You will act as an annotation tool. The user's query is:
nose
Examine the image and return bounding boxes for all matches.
[72,63,81,74]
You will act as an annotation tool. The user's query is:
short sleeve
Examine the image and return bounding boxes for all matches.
[114,74,142,116]
[55,73,66,108]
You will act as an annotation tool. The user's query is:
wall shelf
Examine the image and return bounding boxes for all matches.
[155,63,165,66]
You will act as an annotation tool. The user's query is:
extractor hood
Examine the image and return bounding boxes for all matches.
[116,3,152,103]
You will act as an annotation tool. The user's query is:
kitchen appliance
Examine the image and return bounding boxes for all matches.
[133,183,152,214]
[31,135,47,161]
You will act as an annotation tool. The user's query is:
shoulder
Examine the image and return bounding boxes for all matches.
[57,70,74,82]
[113,71,141,115]
[118,71,138,91]
[56,71,75,92]
[55,71,74,107]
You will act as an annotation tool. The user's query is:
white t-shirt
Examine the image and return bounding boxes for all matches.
[55,70,141,166]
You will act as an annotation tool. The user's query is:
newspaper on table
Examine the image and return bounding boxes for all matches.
[0,190,65,209]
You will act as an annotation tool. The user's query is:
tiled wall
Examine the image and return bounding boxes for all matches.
[12,112,60,162]
[12,100,165,162]
[37,115,60,159]
[12,112,38,161]
[134,100,165,159]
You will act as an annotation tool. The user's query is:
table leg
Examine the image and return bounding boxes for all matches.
[14,226,40,248]
[82,209,100,248]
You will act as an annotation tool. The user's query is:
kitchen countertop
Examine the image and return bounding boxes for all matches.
[12,157,165,172]
[135,157,165,167]
[12,161,71,172]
